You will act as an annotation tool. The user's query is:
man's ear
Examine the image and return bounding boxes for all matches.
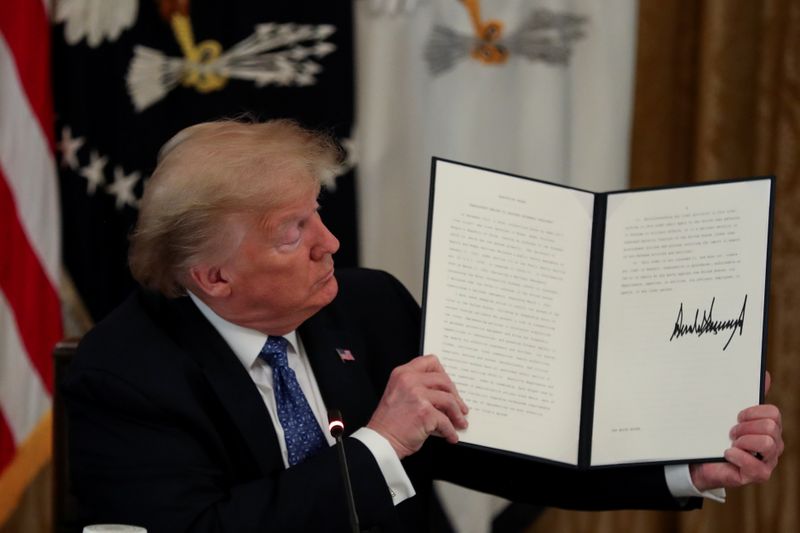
[188,264,232,298]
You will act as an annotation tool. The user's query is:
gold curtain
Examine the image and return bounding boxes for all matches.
[527,0,799,532]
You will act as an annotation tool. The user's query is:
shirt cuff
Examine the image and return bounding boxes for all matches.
[351,427,416,505]
[664,464,726,503]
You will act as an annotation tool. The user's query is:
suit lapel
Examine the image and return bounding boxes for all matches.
[164,294,381,471]
[168,297,284,475]
[299,309,379,434]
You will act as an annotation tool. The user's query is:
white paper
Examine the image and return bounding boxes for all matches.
[592,180,770,465]
[424,160,594,465]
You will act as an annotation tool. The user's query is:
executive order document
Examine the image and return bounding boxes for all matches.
[421,158,773,468]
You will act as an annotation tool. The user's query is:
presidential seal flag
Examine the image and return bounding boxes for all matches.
[355,1,638,531]
[356,0,637,299]
[53,0,358,323]
[0,0,63,525]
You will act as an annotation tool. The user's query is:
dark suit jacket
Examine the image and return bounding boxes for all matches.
[65,268,697,532]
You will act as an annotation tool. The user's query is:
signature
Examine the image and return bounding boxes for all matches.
[669,295,747,351]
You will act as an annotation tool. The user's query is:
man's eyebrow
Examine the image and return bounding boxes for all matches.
[274,205,317,230]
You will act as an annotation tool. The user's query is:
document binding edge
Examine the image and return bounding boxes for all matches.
[578,193,606,468]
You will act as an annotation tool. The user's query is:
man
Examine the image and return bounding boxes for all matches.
[65,119,783,532]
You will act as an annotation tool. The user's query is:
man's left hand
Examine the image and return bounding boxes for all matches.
[690,371,784,491]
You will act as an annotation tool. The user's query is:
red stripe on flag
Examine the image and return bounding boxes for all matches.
[0,409,15,473]
[0,168,60,394]
[0,0,55,148]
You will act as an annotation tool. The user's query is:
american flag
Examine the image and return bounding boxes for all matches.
[0,0,63,525]
[336,348,356,362]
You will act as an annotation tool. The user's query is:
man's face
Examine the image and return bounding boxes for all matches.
[215,185,340,334]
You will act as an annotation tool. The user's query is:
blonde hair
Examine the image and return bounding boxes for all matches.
[129,118,343,297]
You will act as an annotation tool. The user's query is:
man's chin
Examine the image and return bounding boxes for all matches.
[316,272,339,306]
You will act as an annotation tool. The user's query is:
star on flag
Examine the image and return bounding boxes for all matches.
[79,150,108,195]
[107,166,141,210]
[58,125,85,170]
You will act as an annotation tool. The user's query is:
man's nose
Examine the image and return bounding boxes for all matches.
[311,217,339,261]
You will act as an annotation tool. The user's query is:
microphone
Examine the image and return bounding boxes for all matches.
[328,409,360,533]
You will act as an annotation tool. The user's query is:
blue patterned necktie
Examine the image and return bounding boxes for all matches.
[259,336,327,466]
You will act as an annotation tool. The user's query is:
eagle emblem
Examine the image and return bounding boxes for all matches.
[126,0,337,111]
[425,0,588,75]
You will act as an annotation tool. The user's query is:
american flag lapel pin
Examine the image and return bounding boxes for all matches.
[336,348,355,362]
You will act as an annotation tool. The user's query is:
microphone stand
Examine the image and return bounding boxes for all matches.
[328,409,360,533]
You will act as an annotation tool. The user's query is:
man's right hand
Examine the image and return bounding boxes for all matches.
[367,354,469,459]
